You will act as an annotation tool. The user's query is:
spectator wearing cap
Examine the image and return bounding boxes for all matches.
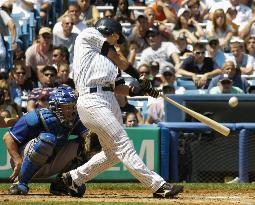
[209,75,244,94]
[206,36,231,68]
[160,64,185,94]
[149,61,161,87]
[245,35,255,58]
[54,3,87,35]
[177,42,221,89]
[25,27,53,81]
[227,37,254,75]
[173,7,205,44]
[149,0,177,24]
[127,15,149,53]
[208,59,249,93]
[207,9,233,50]
[53,14,78,65]
[27,65,58,112]
[140,26,181,72]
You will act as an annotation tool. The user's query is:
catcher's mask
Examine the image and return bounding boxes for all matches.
[48,85,78,127]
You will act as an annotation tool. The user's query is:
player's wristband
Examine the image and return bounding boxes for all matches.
[125,64,140,80]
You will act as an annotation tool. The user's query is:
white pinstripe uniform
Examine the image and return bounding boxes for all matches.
[71,27,165,192]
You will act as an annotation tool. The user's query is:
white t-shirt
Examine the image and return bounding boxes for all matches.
[140,42,179,71]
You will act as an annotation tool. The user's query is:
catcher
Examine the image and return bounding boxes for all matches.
[3,85,87,197]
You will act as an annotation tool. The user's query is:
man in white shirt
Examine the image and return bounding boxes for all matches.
[53,14,78,65]
[53,2,86,35]
[140,26,180,73]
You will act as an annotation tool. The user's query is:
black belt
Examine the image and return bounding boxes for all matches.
[90,86,113,93]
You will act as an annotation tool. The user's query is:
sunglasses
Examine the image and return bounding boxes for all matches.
[195,51,205,55]
[44,73,55,77]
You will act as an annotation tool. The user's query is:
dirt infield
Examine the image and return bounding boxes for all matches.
[0,189,255,204]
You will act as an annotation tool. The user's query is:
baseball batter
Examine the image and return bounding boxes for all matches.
[62,18,183,198]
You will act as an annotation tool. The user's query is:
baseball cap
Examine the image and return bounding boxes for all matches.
[160,65,175,76]
[150,61,159,68]
[230,36,244,44]
[39,27,52,35]
[219,74,232,84]
[208,36,219,44]
[177,7,191,18]
[146,26,160,38]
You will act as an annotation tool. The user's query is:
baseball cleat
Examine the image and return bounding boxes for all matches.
[49,174,68,196]
[153,183,184,198]
[61,172,86,197]
[9,183,29,195]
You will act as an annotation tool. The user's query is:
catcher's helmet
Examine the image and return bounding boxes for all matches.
[49,85,78,127]
[95,17,125,44]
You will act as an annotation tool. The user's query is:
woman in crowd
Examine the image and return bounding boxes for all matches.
[0,79,20,118]
[9,61,34,114]
[78,0,100,26]
[114,0,136,24]
[173,7,205,44]
[207,9,233,51]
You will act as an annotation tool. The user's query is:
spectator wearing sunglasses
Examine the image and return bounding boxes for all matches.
[9,61,35,114]
[27,66,58,112]
[209,75,244,94]
[25,27,53,82]
[177,42,221,89]
[53,15,78,66]
[207,59,249,93]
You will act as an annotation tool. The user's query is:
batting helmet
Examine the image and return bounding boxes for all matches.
[95,17,125,44]
[49,85,78,127]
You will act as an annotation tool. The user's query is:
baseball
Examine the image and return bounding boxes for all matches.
[228,96,238,108]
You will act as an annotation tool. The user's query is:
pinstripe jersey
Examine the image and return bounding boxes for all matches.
[73,27,118,90]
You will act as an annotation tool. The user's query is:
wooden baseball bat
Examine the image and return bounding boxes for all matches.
[160,94,230,136]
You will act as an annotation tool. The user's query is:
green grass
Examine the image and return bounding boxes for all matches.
[1,182,255,191]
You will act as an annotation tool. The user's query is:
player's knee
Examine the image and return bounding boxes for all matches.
[29,133,57,165]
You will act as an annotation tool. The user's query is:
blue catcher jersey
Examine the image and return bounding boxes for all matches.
[9,108,88,146]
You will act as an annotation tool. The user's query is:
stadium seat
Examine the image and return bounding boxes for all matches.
[176,77,197,90]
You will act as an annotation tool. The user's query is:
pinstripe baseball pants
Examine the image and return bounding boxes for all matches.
[69,92,165,192]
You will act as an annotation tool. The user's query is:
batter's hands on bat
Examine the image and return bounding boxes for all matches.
[139,77,159,98]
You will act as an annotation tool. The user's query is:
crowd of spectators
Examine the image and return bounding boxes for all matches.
[1,0,255,127]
